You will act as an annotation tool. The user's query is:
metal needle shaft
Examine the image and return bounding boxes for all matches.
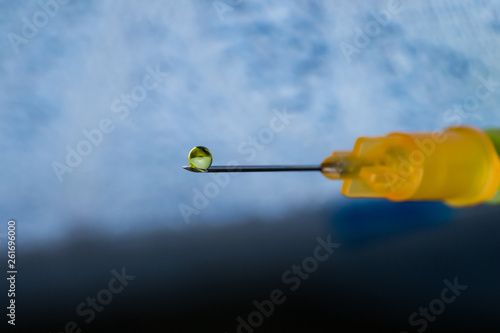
[182,165,323,173]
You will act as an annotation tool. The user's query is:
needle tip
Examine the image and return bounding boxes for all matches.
[182,166,207,173]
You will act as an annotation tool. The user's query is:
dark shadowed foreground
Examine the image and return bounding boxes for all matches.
[8,202,500,332]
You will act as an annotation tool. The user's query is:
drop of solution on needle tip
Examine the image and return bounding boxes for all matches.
[188,146,213,171]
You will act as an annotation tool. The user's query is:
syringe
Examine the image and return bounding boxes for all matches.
[183,126,500,207]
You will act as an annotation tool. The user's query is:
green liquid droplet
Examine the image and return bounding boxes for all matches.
[188,146,213,171]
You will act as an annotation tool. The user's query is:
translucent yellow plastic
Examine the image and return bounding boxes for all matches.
[321,126,500,207]
[485,128,500,204]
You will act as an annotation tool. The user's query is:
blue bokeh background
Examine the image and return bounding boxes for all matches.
[1,0,500,244]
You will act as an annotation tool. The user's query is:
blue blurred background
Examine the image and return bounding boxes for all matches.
[1,0,500,243]
[1,1,500,332]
